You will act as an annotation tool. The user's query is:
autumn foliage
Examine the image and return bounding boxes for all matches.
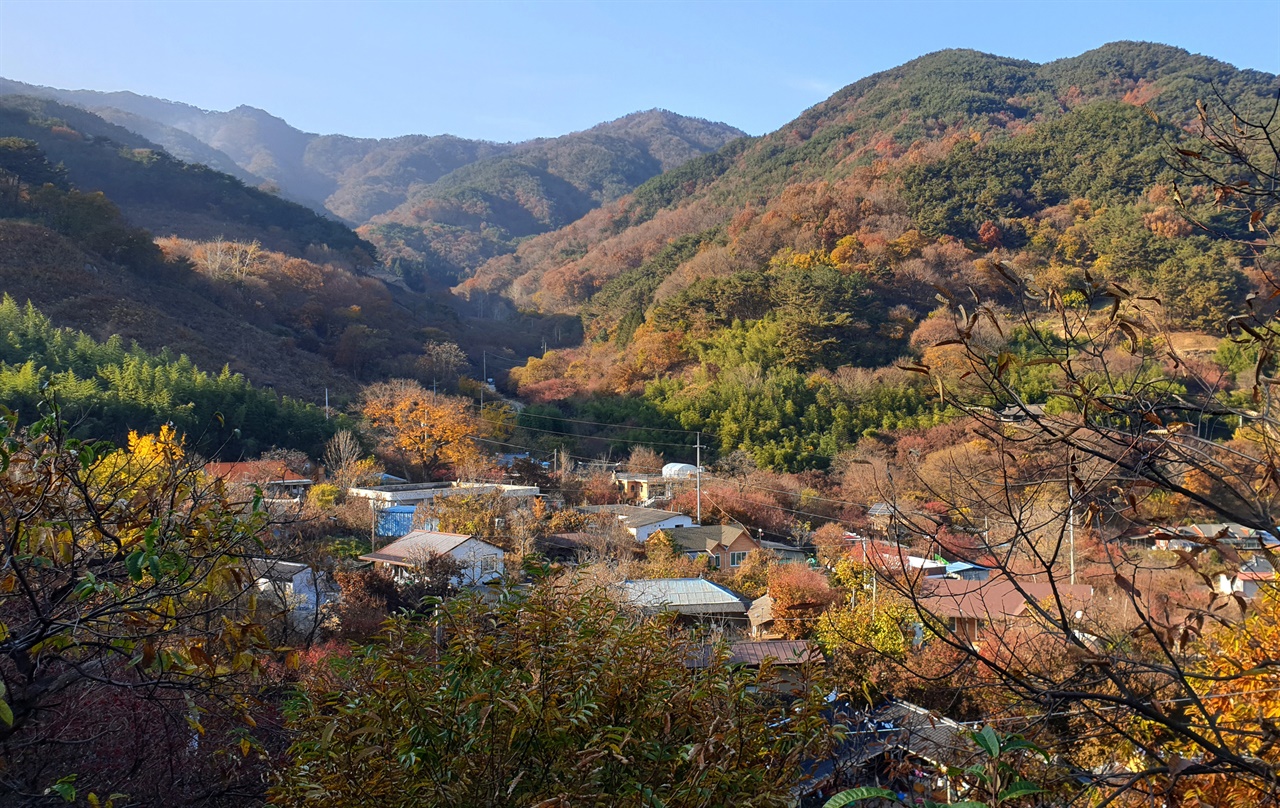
[359,380,479,479]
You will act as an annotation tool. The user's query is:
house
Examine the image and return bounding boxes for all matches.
[581,504,693,542]
[205,460,313,501]
[797,700,976,805]
[866,502,896,530]
[685,639,821,669]
[347,481,541,509]
[612,472,670,503]
[533,531,640,564]
[748,594,778,638]
[247,557,336,613]
[760,539,809,564]
[663,524,762,569]
[724,638,822,667]
[688,639,822,692]
[845,537,910,566]
[359,530,504,586]
[942,561,992,581]
[1216,554,1276,599]
[619,578,749,625]
[349,482,540,545]
[918,576,1093,646]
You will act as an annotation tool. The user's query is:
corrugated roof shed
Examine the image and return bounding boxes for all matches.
[727,640,822,667]
[376,505,417,538]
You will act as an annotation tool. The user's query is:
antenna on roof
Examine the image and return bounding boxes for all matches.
[696,432,703,525]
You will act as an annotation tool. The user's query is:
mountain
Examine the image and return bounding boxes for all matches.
[464,42,1277,471]
[0,78,745,280]
[0,101,580,404]
[0,94,375,260]
[461,42,1277,314]
[363,110,747,280]
[0,76,742,238]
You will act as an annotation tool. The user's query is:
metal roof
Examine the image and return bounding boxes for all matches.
[246,557,309,582]
[726,640,822,667]
[359,530,501,566]
[583,504,691,528]
[620,578,748,615]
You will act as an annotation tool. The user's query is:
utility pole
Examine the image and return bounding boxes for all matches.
[324,388,329,421]
[695,432,702,525]
[1067,453,1076,586]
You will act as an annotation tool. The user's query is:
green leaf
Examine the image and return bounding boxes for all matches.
[999,736,1050,761]
[973,725,1001,758]
[824,787,899,807]
[0,697,13,727]
[998,781,1043,801]
[47,775,77,802]
[125,550,144,582]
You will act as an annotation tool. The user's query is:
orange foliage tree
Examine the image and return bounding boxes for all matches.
[766,564,841,640]
[359,380,479,480]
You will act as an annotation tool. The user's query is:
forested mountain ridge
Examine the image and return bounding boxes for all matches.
[461,42,1276,312]
[476,42,1279,472]
[0,105,441,403]
[0,77,744,280]
[364,109,748,280]
[0,94,375,260]
[0,114,578,410]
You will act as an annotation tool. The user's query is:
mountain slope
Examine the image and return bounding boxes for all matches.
[0,79,745,280]
[0,95,375,260]
[364,110,746,279]
[460,42,1277,313]
[462,42,1278,471]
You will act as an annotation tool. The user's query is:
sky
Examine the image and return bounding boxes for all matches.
[1,0,1277,143]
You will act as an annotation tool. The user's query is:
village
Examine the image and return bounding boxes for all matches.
[2,9,1277,803]
[205,434,1278,805]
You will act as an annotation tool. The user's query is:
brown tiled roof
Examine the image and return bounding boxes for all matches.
[205,460,292,483]
[918,577,1093,621]
[727,640,822,666]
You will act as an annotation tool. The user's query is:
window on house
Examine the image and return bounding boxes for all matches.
[480,554,499,573]
[730,552,748,567]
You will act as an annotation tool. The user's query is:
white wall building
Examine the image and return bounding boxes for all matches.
[359,530,505,586]
[582,504,694,543]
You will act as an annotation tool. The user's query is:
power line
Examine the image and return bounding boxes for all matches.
[499,405,705,437]
[464,412,700,451]
[466,431,876,536]
[477,437,863,535]
[464,403,702,448]
[719,477,871,512]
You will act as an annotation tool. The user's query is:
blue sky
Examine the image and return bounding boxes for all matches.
[1,0,1277,142]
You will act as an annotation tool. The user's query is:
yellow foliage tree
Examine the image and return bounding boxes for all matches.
[0,410,271,800]
[1167,589,1280,806]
